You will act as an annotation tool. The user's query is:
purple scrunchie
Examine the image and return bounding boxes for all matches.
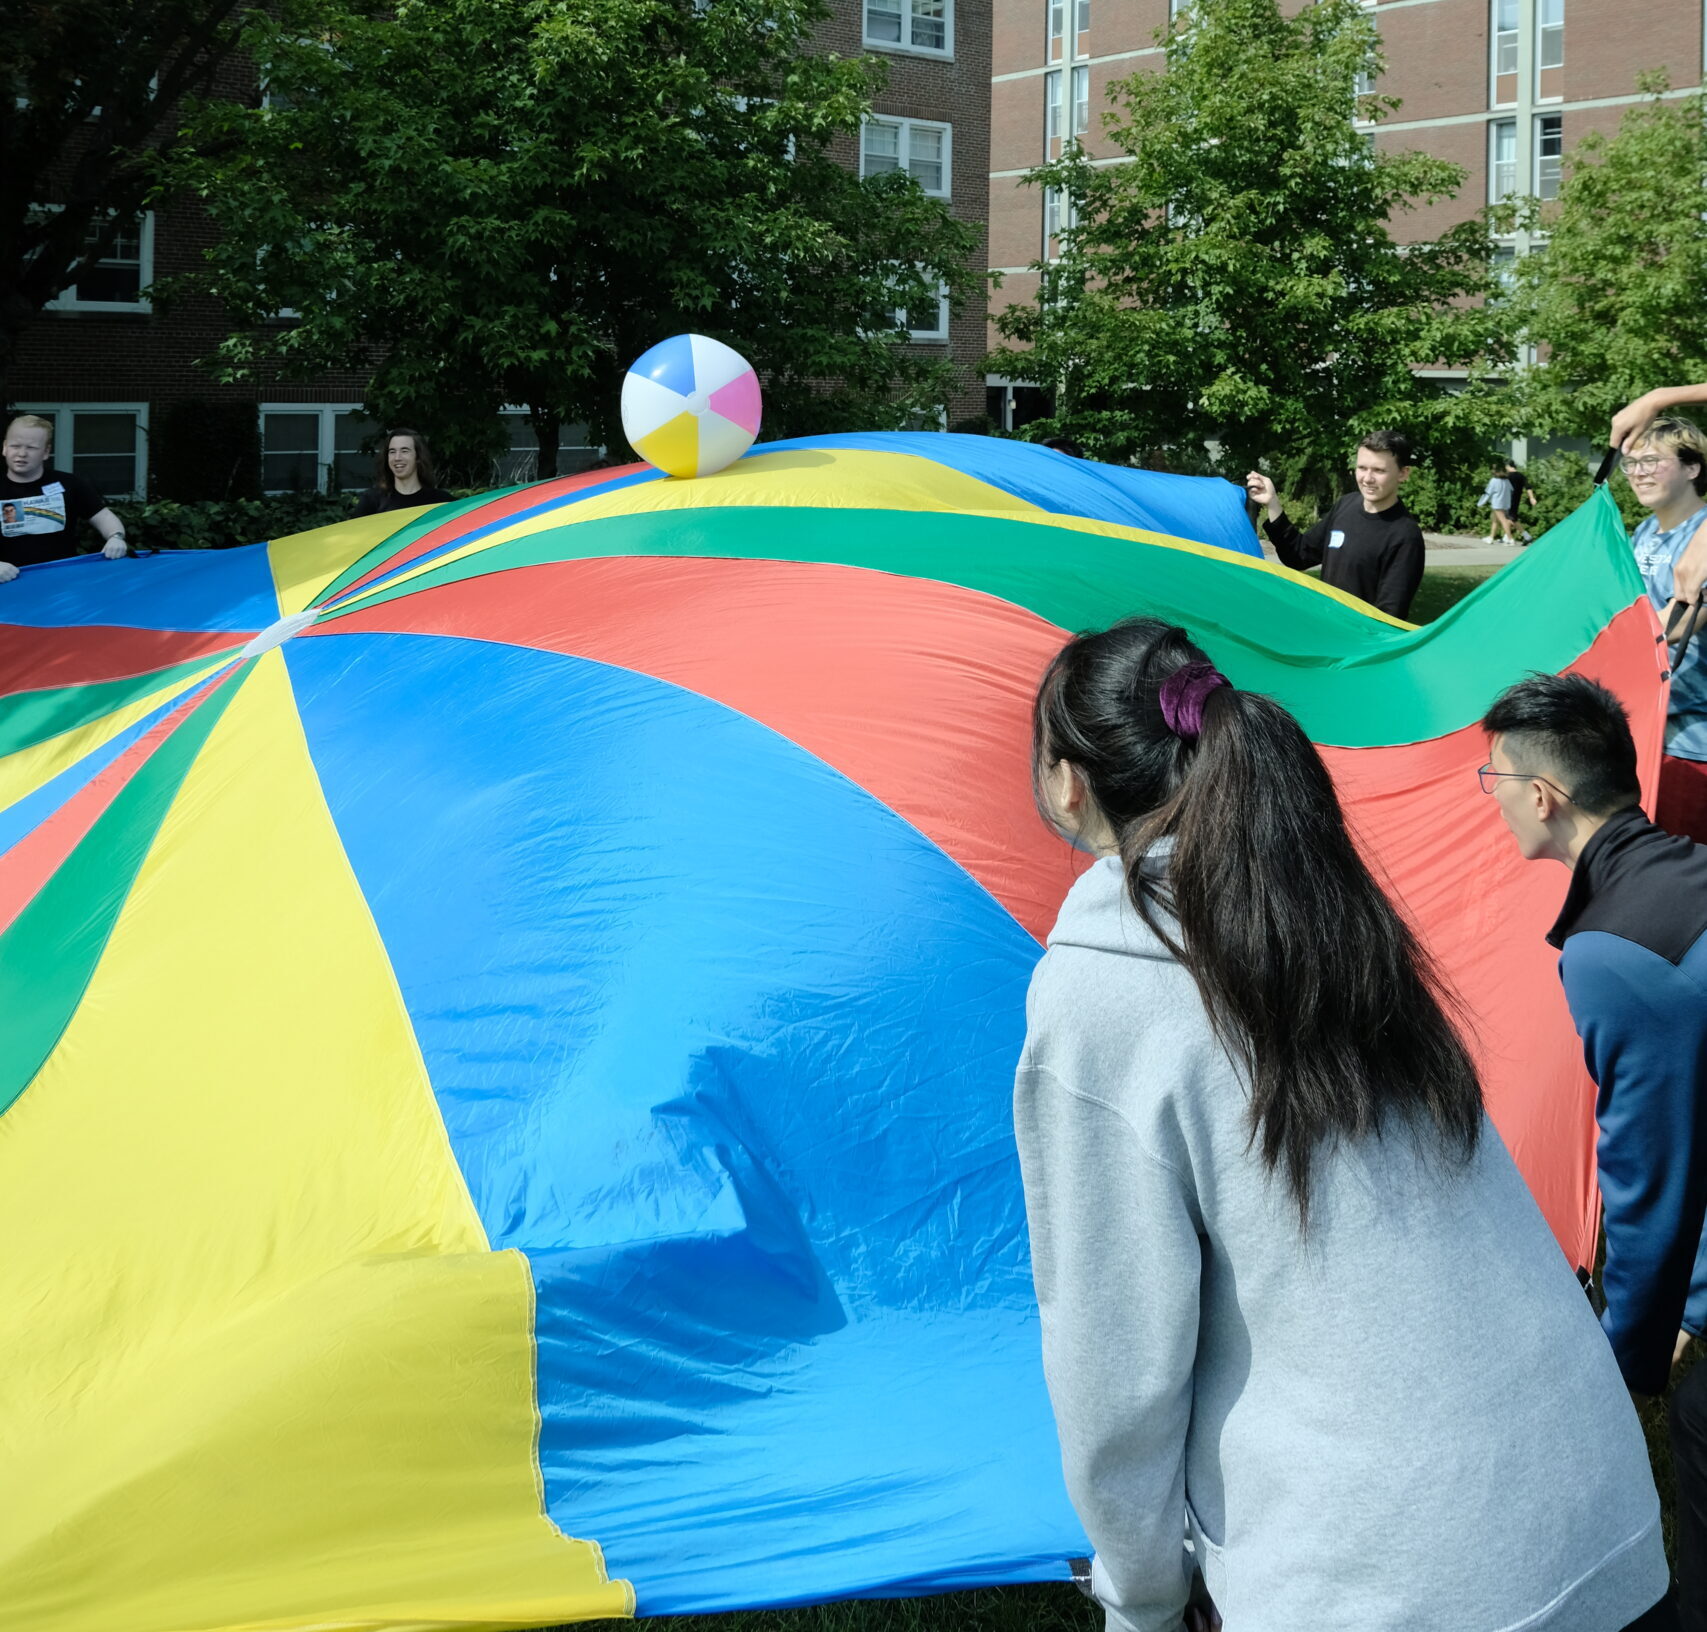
[1158,662,1230,743]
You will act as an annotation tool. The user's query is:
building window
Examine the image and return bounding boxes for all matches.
[861,117,951,197]
[495,411,602,483]
[260,405,376,493]
[1044,186,1077,256]
[1492,245,1518,298]
[38,212,153,313]
[897,283,949,342]
[1074,0,1089,36]
[1535,113,1563,199]
[1044,69,1063,153]
[1537,0,1563,69]
[863,0,950,56]
[1491,0,1518,103]
[1072,65,1090,137]
[1048,0,1064,60]
[1490,119,1517,202]
[15,404,148,498]
[1169,0,1188,17]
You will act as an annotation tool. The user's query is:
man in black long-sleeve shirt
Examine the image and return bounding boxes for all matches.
[1243,429,1427,620]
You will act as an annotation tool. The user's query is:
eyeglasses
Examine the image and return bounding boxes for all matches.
[1620,455,1675,474]
[1477,763,1577,803]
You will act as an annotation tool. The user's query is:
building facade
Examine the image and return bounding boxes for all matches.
[6,0,991,502]
[987,0,1707,422]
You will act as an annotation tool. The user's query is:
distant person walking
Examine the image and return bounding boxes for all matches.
[1478,462,1516,544]
[352,428,453,518]
[1506,459,1538,542]
[0,413,129,581]
[1243,430,1426,619]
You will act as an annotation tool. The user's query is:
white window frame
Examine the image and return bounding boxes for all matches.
[37,209,155,314]
[862,0,953,59]
[14,402,149,499]
[1489,118,1517,205]
[1534,113,1564,199]
[1044,69,1063,149]
[1536,0,1564,76]
[1490,0,1519,102]
[860,116,953,199]
[496,407,605,484]
[1071,65,1090,137]
[1047,0,1065,55]
[259,403,374,495]
[896,280,950,343]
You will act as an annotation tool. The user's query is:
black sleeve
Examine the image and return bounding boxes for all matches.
[1262,501,1335,571]
[352,487,384,518]
[1374,522,1426,619]
[66,472,107,521]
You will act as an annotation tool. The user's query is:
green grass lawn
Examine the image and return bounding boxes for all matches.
[1409,565,1501,624]
[554,560,1671,1632]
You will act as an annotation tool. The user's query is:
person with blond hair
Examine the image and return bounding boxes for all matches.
[1615,415,1707,841]
[0,413,129,581]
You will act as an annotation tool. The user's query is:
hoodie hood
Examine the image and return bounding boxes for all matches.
[1045,851,1177,962]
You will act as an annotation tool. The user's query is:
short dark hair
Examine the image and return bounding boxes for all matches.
[1357,428,1414,467]
[1480,674,1641,816]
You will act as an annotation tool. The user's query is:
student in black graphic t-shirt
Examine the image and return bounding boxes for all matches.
[351,428,455,517]
[1243,429,1427,620]
[1,414,130,580]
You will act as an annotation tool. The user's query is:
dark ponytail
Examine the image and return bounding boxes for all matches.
[1033,618,1481,1223]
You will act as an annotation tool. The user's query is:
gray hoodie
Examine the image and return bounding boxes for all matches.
[1014,856,1667,1632]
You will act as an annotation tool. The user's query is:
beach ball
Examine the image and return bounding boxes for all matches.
[620,334,762,478]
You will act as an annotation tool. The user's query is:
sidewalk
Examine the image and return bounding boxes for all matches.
[1256,532,1525,570]
[1422,532,1529,569]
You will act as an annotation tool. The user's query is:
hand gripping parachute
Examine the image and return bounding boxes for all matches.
[0,435,1664,1630]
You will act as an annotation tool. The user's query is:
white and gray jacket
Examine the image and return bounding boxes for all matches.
[1014,856,1666,1632]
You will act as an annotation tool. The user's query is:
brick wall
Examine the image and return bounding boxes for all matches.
[816,0,994,426]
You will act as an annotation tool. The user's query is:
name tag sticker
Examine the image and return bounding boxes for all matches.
[1328,530,1347,550]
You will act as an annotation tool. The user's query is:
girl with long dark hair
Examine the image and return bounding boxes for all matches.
[1015,618,1668,1632]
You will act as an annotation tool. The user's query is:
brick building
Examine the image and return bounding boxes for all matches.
[6,0,991,501]
[986,0,1707,426]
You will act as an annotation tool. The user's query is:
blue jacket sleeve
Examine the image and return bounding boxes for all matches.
[1562,934,1707,1394]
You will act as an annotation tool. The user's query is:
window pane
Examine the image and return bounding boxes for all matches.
[1048,0,1064,44]
[908,124,944,192]
[1538,23,1563,68]
[1074,0,1089,32]
[1073,66,1089,134]
[70,412,138,496]
[262,412,321,492]
[74,217,143,303]
[1044,71,1061,142]
[909,0,946,51]
[1538,0,1562,23]
[862,120,901,174]
[1495,0,1518,27]
[865,0,902,41]
[333,411,377,491]
[1496,36,1518,75]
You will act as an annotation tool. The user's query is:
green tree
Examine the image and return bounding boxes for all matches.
[986,0,1516,493]
[162,0,978,477]
[1513,80,1707,442]
[0,0,307,391]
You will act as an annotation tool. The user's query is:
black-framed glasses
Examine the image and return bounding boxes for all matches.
[1477,763,1576,803]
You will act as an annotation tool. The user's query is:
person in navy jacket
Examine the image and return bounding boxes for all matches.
[1483,672,1707,1629]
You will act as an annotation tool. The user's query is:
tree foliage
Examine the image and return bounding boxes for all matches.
[1513,81,1707,442]
[0,0,291,388]
[162,0,977,474]
[987,0,1516,492]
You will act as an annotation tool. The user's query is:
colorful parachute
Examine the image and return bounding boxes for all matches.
[0,435,1664,1632]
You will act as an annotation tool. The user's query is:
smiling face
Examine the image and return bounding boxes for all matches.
[3,422,51,483]
[1354,447,1407,509]
[386,435,419,485]
[1623,438,1701,518]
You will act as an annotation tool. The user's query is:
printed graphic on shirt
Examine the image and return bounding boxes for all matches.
[1,483,68,538]
[1328,530,1346,550]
